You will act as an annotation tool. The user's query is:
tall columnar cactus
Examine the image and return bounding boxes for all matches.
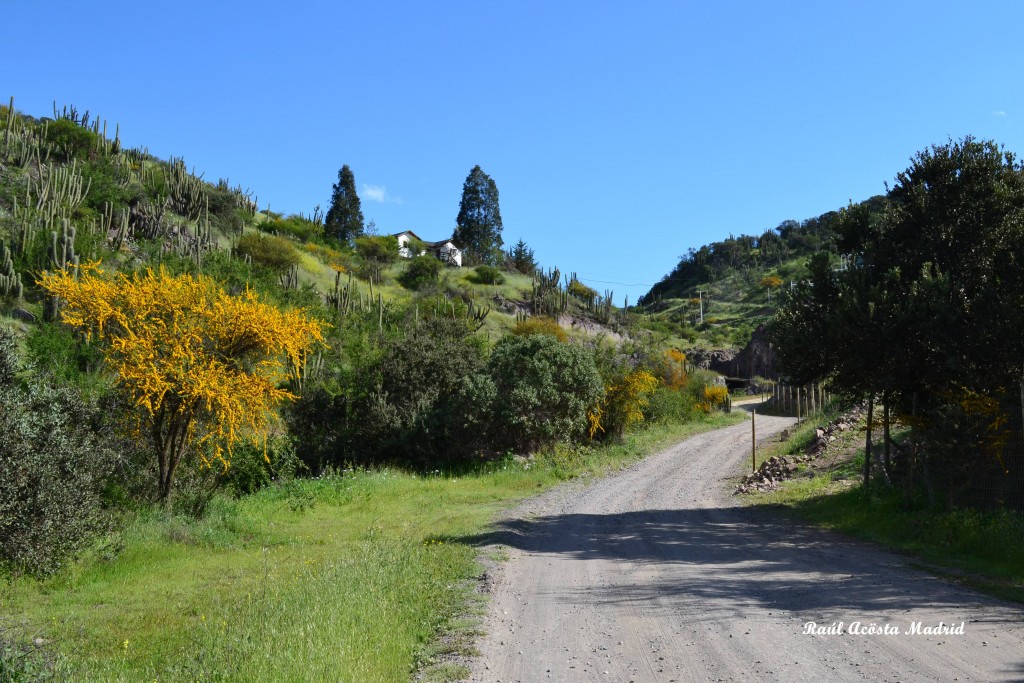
[165,156,207,221]
[48,219,80,272]
[326,270,355,314]
[280,264,299,290]
[0,239,23,300]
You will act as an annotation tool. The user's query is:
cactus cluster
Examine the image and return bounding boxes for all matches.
[216,178,259,220]
[165,157,208,221]
[0,239,23,300]
[327,270,358,314]
[33,159,92,212]
[3,97,54,168]
[279,263,299,290]
[48,219,80,272]
[427,294,491,331]
[531,267,568,317]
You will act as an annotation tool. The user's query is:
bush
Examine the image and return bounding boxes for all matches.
[355,235,399,284]
[472,264,505,285]
[644,385,698,424]
[588,369,659,442]
[399,255,442,290]
[236,233,300,271]
[567,278,597,301]
[353,318,486,464]
[511,316,567,341]
[0,330,118,576]
[260,215,323,243]
[485,335,603,453]
[24,322,106,389]
[44,118,98,160]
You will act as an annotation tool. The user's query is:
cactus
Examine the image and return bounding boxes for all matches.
[326,270,356,314]
[165,157,207,221]
[280,264,299,290]
[0,239,23,300]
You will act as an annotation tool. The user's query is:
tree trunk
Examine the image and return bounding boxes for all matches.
[882,398,892,481]
[864,394,874,487]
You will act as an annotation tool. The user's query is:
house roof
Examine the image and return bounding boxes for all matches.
[392,230,460,249]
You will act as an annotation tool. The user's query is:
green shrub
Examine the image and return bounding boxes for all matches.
[472,264,505,285]
[24,322,106,390]
[567,278,597,301]
[220,436,301,497]
[511,316,567,341]
[399,255,442,290]
[0,330,119,576]
[355,235,399,284]
[353,318,486,464]
[644,385,698,424]
[236,233,300,271]
[260,215,322,243]
[485,335,603,453]
[44,118,98,160]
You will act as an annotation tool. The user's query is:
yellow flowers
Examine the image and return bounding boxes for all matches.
[38,265,327,500]
[588,369,659,440]
[699,385,729,414]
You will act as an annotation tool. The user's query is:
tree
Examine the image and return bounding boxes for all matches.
[506,238,537,274]
[38,266,326,501]
[454,165,503,265]
[483,334,603,452]
[773,137,1024,495]
[325,164,364,243]
[354,234,399,283]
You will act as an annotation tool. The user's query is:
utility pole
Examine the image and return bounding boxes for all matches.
[698,290,704,324]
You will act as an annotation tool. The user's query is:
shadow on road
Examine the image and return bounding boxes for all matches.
[457,505,1023,620]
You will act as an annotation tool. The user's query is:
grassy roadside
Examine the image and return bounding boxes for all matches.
[0,412,743,682]
[745,410,1024,603]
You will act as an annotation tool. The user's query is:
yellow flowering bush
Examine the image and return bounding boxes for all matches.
[588,369,659,441]
[38,264,327,501]
[698,385,729,414]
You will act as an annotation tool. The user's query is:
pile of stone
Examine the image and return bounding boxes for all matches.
[735,455,801,493]
[736,404,868,495]
[805,404,865,457]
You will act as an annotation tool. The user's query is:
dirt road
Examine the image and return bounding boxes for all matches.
[465,411,1024,682]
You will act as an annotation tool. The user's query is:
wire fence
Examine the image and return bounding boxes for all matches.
[763,382,1024,511]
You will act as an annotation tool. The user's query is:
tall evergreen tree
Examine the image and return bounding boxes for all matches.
[325,165,364,243]
[454,165,503,265]
[506,238,537,274]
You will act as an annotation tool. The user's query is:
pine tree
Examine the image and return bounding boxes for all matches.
[454,165,503,265]
[507,238,536,274]
[325,165,364,243]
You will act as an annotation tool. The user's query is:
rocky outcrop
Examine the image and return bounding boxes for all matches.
[731,323,777,379]
[688,323,777,379]
[687,347,739,376]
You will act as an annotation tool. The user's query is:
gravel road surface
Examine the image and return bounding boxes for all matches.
[465,410,1024,682]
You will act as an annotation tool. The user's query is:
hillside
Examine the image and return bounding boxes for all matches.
[0,98,631,341]
[636,195,886,351]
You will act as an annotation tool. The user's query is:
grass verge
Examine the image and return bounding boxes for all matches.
[746,410,1024,603]
[0,412,743,682]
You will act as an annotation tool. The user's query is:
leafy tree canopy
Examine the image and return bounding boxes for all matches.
[38,265,327,501]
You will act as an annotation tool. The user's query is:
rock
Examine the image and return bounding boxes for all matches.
[11,308,35,323]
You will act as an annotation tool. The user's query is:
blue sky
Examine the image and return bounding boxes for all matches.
[6,1,1024,303]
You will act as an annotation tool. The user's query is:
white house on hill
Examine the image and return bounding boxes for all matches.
[393,230,463,267]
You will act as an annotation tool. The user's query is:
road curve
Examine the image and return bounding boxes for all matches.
[464,411,1024,682]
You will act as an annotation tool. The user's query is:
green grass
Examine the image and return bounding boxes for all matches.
[746,412,1024,603]
[0,413,743,682]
